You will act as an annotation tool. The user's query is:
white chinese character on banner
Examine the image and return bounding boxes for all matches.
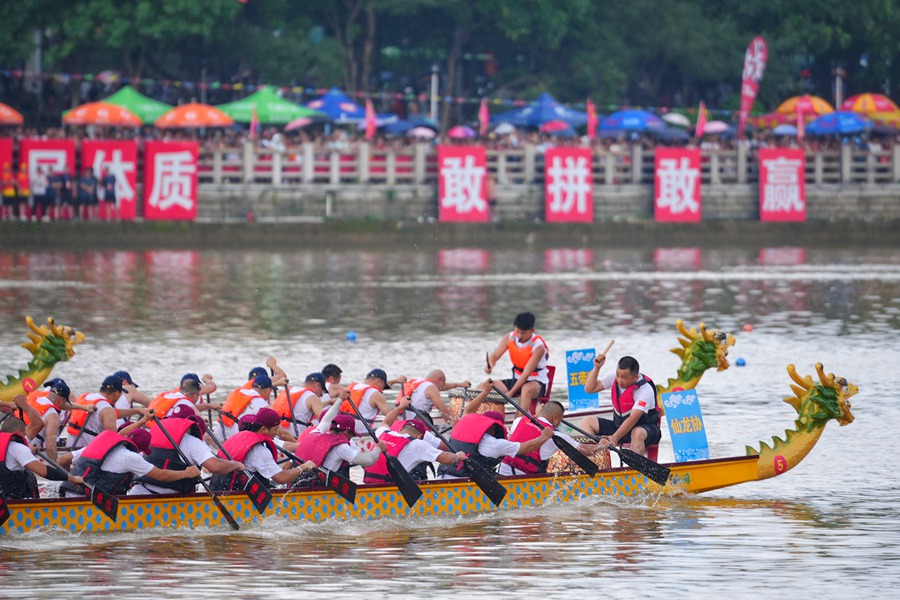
[657,157,699,214]
[28,150,67,180]
[762,156,803,212]
[442,156,485,213]
[92,149,136,200]
[547,155,591,214]
[148,151,196,211]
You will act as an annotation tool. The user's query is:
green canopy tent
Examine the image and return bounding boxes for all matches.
[101,86,172,123]
[215,87,325,124]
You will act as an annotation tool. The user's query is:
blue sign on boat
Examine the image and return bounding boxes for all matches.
[566,348,598,410]
[662,389,709,462]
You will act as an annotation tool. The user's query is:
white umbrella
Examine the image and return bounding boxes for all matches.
[703,120,731,134]
[493,122,517,134]
[662,113,692,128]
[407,126,436,139]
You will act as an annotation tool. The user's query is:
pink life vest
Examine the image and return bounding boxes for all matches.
[500,417,547,474]
[294,430,350,468]
[363,431,414,484]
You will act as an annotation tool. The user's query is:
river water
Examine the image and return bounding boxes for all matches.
[1,243,898,597]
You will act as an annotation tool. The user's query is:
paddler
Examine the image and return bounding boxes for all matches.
[321,363,344,404]
[482,311,550,414]
[148,373,220,418]
[16,379,95,462]
[294,401,386,478]
[400,369,470,425]
[271,372,328,434]
[217,373,276,439]
[341,368,396,436]
[67,375,147,449]
[110,370,151,428]
[0,415,84,498]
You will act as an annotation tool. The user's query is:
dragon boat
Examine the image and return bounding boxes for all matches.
[0,362,857,535]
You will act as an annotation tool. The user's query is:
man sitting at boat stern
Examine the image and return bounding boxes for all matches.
[130,406,245,495]
[294,401,387,479]
[1,415,84,499]
[498,401,599,476]
[578,355,662,457]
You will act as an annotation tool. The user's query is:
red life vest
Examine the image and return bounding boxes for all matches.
[0,432,39,499]
[61,430,140,496]
[272,386,316,428]
[500,417,548,474]
[363,431,414,484]
[210,430,278,491]
[134,418,202,493]
[437,413,507,478]
[507,333,549,378]
[610,374,660,428]
[294,430,350,468]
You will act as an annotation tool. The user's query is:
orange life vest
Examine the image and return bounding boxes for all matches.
[1,168,15,197]
[507,333,549,378]
[340,383,378,420]
[65,393,109,436]
[221,385,259,427]
[22,392,57,426]
[146,391,193,426]
[16,168,29,196]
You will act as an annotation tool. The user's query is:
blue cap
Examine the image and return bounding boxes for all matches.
[248,366,267,381]
[180,373,201,384]
[366,368,391,389]
[305,372,326,389]
[252,374,273,389]
[43,378,71,400]
[100,375,124,393]
[112,370,137,388]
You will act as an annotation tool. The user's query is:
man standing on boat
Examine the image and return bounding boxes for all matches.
[67,375,147,450]
[578,355,661,457]
[272,372,327,434]
[1,415,84,498]
[295,401,386,477]
[400,370,470,425]
[341,368,396,436]
[483,312,550,414]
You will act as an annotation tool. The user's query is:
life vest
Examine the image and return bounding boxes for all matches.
[610,374,660,428]
[60,430,141,496]
[209,430,277,491]
[272,386,316,428]
[500,418,549,474]
[363,431,415,484]
[16,168,29,196]
[66,393,108,437]
[134,418,202,493]
[402,378,429,398]
[294,430,350,469]
[0,432,40,499]
[340,383,379,422]
[22,392,57,426]
[437,413,507,478]
[221,385,257,427]
[507,333,549,379]
[1,168,15,197]
[147,392,193,425]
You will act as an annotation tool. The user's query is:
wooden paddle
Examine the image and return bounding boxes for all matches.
[345,399,423,508]
[204,426,273,515]
[36,450,119,523]
[0,493,10,528]
[492,385,599,477]
[151,415,240,530]
[406,403,508,506]
[276,446,357,505]
[560,419,671,486]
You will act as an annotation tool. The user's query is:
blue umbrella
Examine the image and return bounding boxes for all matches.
[490,92,588,128]
[772,124,798,136]
[806,111,871,135]
[304,87,366,123]
[383,117,438,136]
[600,109,665,132]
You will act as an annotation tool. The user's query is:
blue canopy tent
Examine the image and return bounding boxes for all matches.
[600,109,665,132]
[490,93,588,128]
[304,87,367,123]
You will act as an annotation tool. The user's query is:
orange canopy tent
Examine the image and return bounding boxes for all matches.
[63,101,142,127]
[0,102,24,125]
[840,93,899,115]
[775,95,834,116]
[155,103,234,128]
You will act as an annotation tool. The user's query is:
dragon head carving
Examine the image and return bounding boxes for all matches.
[661,320,736,394]
[0,316,85,401]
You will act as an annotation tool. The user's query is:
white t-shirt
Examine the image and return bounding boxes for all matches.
[4,441,39,471]
[478,435,521,459]
[497,417,577,476]
[323,440,362,472]
[599,372,655,413]
[128,435,214,495]
[66,446,155,497]
[244,443,283,480]
[374,427,442,471]
[114,395,133,428]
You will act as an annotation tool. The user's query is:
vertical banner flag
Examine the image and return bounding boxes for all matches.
[796,107,805,141]
[365,98,377,141]
[759,147,806,222]
[695,101,708,139]
[545,147,593,222]
[437,145,489,222]
[478,98,489,137]
[662,389,709,462]
[250,105,259,142]
[586,100,598,140]
[654,147,701,222]
[0,138,12,170]
[738,36,768,139]
[143,141,198,221]
[82,140,138,220]
[566,349,598,411]
[20,139,76,180]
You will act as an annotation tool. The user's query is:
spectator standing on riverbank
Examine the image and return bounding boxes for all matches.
[1,162,15,222]
[99,166,117,221]
[31,166,49,221]
[16,162,30,221]
[78,167,98,221]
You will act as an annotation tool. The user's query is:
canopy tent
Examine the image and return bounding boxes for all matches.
[216,87,325,124]
[383,117,438,136]
[600,109,665,132]
[840,93,898,115]
[102,86,171,123]
[304,87,367,123]
[491,93,588,128]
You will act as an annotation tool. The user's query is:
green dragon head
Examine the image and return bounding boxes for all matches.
[662,320,736,393]
[0,317,86,401]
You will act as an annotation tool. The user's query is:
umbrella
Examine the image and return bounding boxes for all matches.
[407,126,436,139]
[155,103,234,128]
[0,102,24,125]
[447,125,476,139]
[662,112,692,128]
[772,124,798,135]
[600,109,665,132]
[493,122,516,135]
[702,120,731,134]
[806,111,870,135]
[653,127,691,143]
[775,94,834,116]
[840,93,899,115]
[491,92,588,128]
[63,101,142,126]
[356,113,399,131]
[869,110,900,127]
[102,85,172,123]
[383,117,438,136]
[216,87,324,124]
[304,87,367,123]
[750,112,795,129]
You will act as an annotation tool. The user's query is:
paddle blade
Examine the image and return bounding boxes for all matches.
[464,460,507,505]
[0,495,10,528]
[243,473,273,514]
[552,435,599,477]
[611,446,671,486]
[89,485,119,523]
[385,455,423,507]
[317,468,357,504]
[210,491,240,530]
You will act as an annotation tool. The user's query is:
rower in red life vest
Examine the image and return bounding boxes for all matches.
[482,311,550,414]
[1,415,84,499]
[67,375,147,450]
[294,402,386,478]
[498,400,599,476]
[340,368,398,436]
[58,412,200,497]
[436,387,554,479]
[272,372,328,435]
[209,408,315,492]
[401,370,471,426]
[578,355,662,457]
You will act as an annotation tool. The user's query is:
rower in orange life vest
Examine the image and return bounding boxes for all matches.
[1,415,84,499]
[272,372,328,435]
[218,359,286,434]
[66,375,147,450]
[341,368,399,436]
[401,369,471,425]
[498,400,599,476]
[436,387,554,479]
[17,379,96,462]
[294,401,387,478]
[209,408,315,492]
[218,373,277,439]
[58,412,200,497]
[148,373,219,420]
[578,354,662,457]
[130,405,244,495]
[482,311,550,414]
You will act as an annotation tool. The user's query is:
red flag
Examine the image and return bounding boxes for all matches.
[695,101,708,139]
[365,98,377,141]
[797,106,805,141]
[738,36,768,139]
[478,98,489,137]
[586,100,597,140]
[250,105,259,142]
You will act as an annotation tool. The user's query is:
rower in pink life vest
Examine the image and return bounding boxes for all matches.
[578,355,662,458]
[294,401,387,478]
[400,370,471,425]
[364,397,466,484]
[340,368,399,436]
[272,372,328,435]
[58,412,200,497]
[436,387,554,479]
[67,375,147,450]
[1,414,85,499]
[130,405,244,495]
[482,311,550,414]
[209,408,315,492]
[498,400,599,476]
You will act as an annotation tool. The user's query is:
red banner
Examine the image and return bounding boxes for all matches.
[0,138,12,171]
[737,36,768,139]
[19,139,76,180]
[654,148,701,222]
[143,141,198,221]
[82,140,139,220]
[544,147,593,222]
[759,148,805,222]
[437,145,489,222]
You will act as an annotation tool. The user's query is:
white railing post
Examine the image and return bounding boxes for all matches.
[414,143,427,184]
[272,151,282,186]
[387,151,397,185]
[524,144,536,183]
[242,141,254,184]
[497,152,508,185]
[359,142,370,183]
[302,143,314,183]
[631,144,643,184]
[737,144,747,184]
[840,144,852,182]
[212,149,223,185]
